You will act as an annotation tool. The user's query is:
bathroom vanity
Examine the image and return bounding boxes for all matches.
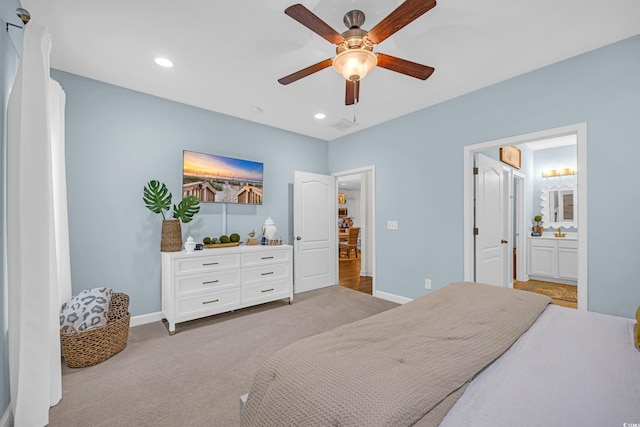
[528,234,577,284]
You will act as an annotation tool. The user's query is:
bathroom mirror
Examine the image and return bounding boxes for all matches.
[541,184,577,229]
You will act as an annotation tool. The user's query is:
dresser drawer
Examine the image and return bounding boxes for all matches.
[243,263,290,285]
[243,279,291,305]
[175,270,241,297]
[174,253,240,275]
[242,249,290,267]
[175,288,241,318]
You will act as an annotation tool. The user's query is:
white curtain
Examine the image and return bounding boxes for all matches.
[7,22,71,427]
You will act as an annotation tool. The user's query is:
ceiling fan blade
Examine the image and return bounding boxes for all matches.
[285,4,345,45]
[367,0,437,45]
[278,58,334,85]
[345,80,361,105]
[376,53,435,80]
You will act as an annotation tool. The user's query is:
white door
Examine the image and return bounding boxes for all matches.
[293,171,336,293]
[475,154,508,286]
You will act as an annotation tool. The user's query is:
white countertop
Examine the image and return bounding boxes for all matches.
[530,231,577,240]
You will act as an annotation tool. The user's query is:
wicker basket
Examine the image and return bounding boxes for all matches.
[60,293,130,368]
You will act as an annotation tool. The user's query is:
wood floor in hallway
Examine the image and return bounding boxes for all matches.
[338,250,371,295]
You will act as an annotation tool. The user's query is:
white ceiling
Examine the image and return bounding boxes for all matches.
[20,0,640,142]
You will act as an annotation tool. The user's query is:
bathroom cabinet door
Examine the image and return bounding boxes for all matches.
[529,239,555,277]
[557,241,578,280]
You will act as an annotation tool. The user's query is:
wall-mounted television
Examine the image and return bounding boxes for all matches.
[182,150,264,204]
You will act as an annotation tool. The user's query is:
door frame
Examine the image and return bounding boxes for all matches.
[333,165,376,295]
[463,123,588,310]
[513,170,528,283]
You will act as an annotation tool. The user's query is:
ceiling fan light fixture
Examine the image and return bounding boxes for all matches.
[332,49,377,81]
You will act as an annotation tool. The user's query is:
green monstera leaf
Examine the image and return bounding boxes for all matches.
[173,195,200,223]
[143,180,171,219]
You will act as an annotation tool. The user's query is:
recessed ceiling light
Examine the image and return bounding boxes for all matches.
[154,57,173,68]
[314,113,326,119]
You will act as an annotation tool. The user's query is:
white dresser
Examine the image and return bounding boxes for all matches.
[528,235,578,284]
[161,245,293,334]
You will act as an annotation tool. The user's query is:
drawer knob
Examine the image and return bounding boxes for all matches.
[261,288,274,293]
[202,280,219,285]
[261,271,274,276]
[202,299,219,304]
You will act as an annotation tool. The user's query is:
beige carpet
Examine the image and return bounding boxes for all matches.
[48,285,397,427]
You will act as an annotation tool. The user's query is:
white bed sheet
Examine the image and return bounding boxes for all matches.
[440,304,640,426]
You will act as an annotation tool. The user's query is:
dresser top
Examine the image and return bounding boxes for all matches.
[162,244,292,258]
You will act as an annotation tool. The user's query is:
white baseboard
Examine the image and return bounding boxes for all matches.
[129,311,163,328]
[0,404,12,427]
[374,290,413,305]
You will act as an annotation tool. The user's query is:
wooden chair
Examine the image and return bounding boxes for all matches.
[339,227,360,258]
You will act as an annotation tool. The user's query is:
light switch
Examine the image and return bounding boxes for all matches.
[387,221,398,230]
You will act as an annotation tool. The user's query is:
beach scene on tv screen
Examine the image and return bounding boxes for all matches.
[182,150,263,204]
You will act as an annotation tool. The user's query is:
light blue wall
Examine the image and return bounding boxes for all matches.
[0,0,22,418]
[329,35,640,318]
[51,70,328,316]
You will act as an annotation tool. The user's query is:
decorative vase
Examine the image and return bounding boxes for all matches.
[263,217,277,242]
[161,219,182,252]
[184,235,196,253]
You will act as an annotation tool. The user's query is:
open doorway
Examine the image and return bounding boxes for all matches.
[463,123,588,311]
[334,166,375,296]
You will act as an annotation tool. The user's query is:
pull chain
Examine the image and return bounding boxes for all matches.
[352,81,358,123]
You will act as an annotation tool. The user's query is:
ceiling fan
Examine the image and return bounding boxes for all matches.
[278,0,436,105]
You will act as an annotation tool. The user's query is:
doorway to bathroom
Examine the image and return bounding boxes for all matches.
[463,123,587,310]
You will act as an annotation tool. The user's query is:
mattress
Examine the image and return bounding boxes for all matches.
[440,304,640,426]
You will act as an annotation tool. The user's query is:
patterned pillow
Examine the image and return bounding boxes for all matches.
[60,288,112,332]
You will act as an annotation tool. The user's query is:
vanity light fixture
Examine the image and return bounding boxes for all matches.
[542,167,577,178]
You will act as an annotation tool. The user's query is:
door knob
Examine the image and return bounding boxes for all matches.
[501,239,508,244]
[296,236,301,240]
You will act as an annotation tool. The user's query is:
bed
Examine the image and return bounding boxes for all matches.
[240,282,640,426]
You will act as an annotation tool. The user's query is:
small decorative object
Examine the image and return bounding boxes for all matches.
[532,215,544,236]
[143,180,200,252]
[247,230,259,246]
[184,236,196,252]
[202,233,243,248]
[499,145,521,169]
[263,217,277,242]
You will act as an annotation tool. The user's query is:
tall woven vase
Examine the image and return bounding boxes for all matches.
[161,219,182,252]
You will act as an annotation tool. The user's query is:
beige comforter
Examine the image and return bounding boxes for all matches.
[241,282,551,427]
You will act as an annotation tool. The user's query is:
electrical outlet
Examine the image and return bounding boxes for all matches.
[424,279,432,290]
[387,220,398,230]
